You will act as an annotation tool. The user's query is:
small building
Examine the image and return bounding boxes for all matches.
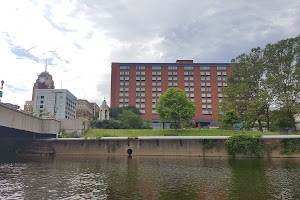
[99,99,109,121]
[90,102,100,116]
[33,89,77,119]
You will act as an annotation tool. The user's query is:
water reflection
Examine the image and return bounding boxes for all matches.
[0,155,300,199]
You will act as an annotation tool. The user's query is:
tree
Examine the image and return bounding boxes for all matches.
[264,36,300,131]
[119,110,143,129]
[222,36,300,131]
[221,47,270,131]
[218,110,241,129]
[156,88,195,129]
[109,106,141,120]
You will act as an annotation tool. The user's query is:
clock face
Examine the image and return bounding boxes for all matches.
[39,77,45,83]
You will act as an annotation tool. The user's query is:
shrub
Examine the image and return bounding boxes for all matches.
[225,134,263,157]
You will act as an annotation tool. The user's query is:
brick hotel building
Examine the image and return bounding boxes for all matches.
[111,60,230,128]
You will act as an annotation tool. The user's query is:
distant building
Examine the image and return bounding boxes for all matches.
[111,60,230,128]
[90,102,100,116]
[24,100,34,114]
[76,99,93,119]
[33,89,77,119]
[99,99,109,121]
[24,62,55,113]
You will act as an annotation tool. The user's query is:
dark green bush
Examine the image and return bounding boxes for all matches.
[225,134,263,157]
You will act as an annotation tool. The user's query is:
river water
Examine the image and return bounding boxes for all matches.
[0,155,300,200]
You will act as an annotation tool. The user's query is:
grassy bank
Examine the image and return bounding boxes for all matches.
[82,128,279,138]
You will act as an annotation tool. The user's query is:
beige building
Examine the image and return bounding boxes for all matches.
[99,99,109,121]
[76,99,93,119]
[90,102,100,116]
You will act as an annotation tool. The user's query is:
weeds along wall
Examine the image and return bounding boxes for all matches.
[4,135,300,158]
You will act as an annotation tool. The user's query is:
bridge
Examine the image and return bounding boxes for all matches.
[0,103,60,139]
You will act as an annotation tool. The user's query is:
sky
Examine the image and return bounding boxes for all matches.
[0,0,299,107]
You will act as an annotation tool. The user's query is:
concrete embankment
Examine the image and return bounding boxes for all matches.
[2,136,300,158]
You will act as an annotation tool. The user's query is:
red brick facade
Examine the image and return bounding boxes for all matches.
[111,61,230,127]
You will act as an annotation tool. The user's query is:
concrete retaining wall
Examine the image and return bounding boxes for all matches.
[3,136,300,158]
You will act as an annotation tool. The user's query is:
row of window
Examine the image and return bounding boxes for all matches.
[120,71,227,77]
[120,66,227,71]
[119,98,222,104]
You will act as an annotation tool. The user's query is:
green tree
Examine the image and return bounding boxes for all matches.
[156,88,195,129]
[264,36,300,131]
[222,47,271,131]
[119,110,143,129]
[109,106,141,120]
[218,110,241,129]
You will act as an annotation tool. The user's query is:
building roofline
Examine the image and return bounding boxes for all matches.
[114,62,231,66]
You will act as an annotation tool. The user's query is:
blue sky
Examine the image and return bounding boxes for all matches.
[0,0,299,107]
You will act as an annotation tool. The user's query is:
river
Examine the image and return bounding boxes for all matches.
[1,155,300,199]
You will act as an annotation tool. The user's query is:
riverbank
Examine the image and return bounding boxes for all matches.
[2,135,300,158]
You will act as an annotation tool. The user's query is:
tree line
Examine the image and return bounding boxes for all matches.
[219,35,300,131]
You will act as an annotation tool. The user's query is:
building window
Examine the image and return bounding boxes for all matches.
[217,72,222,76]
[157,82,161,86]
[206,72,210,76]
[152,82,156,86]
[152,104,156,108]
[153,77,157,81]
[201,72,205,76]
[120,88,124,91]
[136,82,140,87]
[136,72,141,76]
[190,93,194,98]
[152,93,156,97]
[157,77,161,81]
[201,93,206,98]
[125,87,129,92]
[119,104,123,107]
[120,93,124,97]
[184,72,188,76]
[141,93,145,97]
[202,99,206,103]
[119,99,123,103]
[202,105,206,109]
[201,88,205,92]
[223,83,227,87]
[217,77,222,81]
[136,88,140,92]
[208,105,212,109]
[173,82,178,87]
[201,77,205,81]
[141,87,145,92]
[141,99,145,103]
[136,104,140,108]
[136,66,145,70]
[152,88,156,92]
[207,93,211,98]
[190,82,194,87]
[120,66,129,70]
[168,82,172,87]
[190,88,194,92]
[120,71,124,75]
[218,94,223,98]
[218,83,222,87]
[207,99,212,103]
[217,66,226,70]
[185,88,189,92]
[219,99,223,103]
[152,66,161,70]
[120,82,124,86]
[168,77,172,81]
[201,66,210,70]
[185,82,189,87]
[207,88,211,92]
[206,77,210,81]
[141,104,145,108]
[184,66,193,70]
[125,82,129,86]
[168,66,177,70]
[136,99,140,103]
[185,77,189,81]
[41,96,44,99]
[190,77,194,81]
[203,110,212,115]
[152,99,156,103]
[140,110,145,114]
[222,72,227,76]
[120,76,124,81]
[207,83,211,87]
[201,83,205,87]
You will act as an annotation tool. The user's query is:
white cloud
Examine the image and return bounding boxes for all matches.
[0,0,300,108]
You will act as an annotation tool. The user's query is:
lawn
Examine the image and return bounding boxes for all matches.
[81,128,279,138]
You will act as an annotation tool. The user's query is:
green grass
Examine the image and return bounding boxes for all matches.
[83,128,279,139]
